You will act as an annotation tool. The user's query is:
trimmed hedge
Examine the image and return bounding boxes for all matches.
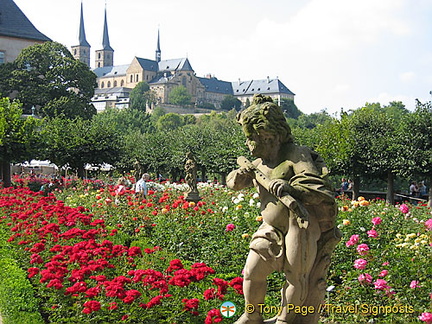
[0,227,44,324]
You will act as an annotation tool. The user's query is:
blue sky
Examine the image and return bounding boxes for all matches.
[14,0,432,115]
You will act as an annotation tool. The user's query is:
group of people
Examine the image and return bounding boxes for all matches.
[114,173,150,203]
[409,181,428,197]
[340,178,353,192]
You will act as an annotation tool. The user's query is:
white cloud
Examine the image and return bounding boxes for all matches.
[399,72,416,82]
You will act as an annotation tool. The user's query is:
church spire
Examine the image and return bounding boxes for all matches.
[71,1,90,67]
[95,2,114,68]
[78,1,90,47]
[155,28,161,62]
[102,3,113,51]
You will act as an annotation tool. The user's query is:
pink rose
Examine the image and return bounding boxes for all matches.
[354,258,367,270]
[379,270,388,277]
[371,217,382,225]
[358,273,372,284]
[410,280,420,289]
[346,234,360,247]
[399,204,409,214]
[367,228,378,238]
[425,219,432,231]
[373,279,389,290]
[225,223,236,232]
[418,312,432,323]
[356,243,369,256]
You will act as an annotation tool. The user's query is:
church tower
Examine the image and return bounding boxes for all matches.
[155,29,161,62]
[95,5,114,68]
[71,2,91,67]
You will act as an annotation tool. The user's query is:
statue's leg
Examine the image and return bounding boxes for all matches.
[276,217,320,323]
[234,250,273,324]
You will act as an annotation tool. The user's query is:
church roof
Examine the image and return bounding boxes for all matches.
[136,57,158,72]
[93,64,129,78]
[232,78,295,96]
[158,58,194,72]
[198,77,233,95]
[0,0,51,41]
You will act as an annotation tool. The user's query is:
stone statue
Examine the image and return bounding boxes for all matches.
[227,94,341,324]
[184,152,200,202]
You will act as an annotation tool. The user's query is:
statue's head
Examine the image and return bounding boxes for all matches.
[237,94,293,144]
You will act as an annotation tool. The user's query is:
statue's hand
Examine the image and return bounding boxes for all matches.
[269,179,291,197]
[238,166,255,179]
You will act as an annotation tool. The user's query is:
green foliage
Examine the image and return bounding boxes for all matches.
[0,227,44,324]
[10,41,96,119]
[156,113,184,131]
[279,98,302,119]
[220,95,241,111]
[92,107,154,134]
[40,117,122,178]
[168,86,192,106]
[0,98,42,186]
[129,82,156,112]
[0,62,15,98]
[398,100,432,180]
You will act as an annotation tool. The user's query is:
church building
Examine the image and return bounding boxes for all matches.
[73,3,295,112]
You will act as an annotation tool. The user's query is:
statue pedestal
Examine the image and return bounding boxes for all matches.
[185,191,201,202]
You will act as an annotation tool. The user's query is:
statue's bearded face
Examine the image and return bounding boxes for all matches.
[245,129,279,158]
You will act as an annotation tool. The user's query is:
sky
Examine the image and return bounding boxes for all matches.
[13,0,432,115]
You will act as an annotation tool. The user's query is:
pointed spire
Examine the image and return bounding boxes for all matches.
[78,1,90,47]
[155,28,161,62]
[102,3,114,51]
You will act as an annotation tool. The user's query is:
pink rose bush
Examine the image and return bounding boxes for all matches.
[335,196,431,322]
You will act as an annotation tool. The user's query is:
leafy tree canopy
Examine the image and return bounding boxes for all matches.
[168,86,192,106]
[10,41,97,119]
[129,82,157,112]
[0,98,42,186]
[220,95,241,111]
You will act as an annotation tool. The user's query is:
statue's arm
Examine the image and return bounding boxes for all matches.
[226,168,254,191]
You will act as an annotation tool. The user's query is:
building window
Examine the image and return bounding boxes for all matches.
[107,81,111,87]
[135,74,139,82]
[114,81,117,87]
[101,82,105,88]
[0,51,4,64]
[121,80,124,86]
[130,75,133,82]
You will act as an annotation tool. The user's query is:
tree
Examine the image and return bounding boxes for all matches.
[40,117,121,178]
[0,62,15,98]
[92,107,154,134]
[280,98,302,119]
[399,100,432,205]
[156,113,184,131]
[0,98,41,187]
[220,95,241,111]
[10,41,96,119]
[129,82,156,112]
[168,86,191,106]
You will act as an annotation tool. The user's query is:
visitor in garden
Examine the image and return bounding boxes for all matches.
[135,173,150,199]
[227,94,338,324]
[340,178,349,192]
[114,177,127,204]
[409,181,419,197]
[419,181,427,197]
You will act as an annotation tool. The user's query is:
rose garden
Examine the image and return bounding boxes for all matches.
[0,174,431,323]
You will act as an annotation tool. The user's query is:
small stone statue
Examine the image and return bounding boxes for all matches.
[184,152,200,202]
[227,94,341,324]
